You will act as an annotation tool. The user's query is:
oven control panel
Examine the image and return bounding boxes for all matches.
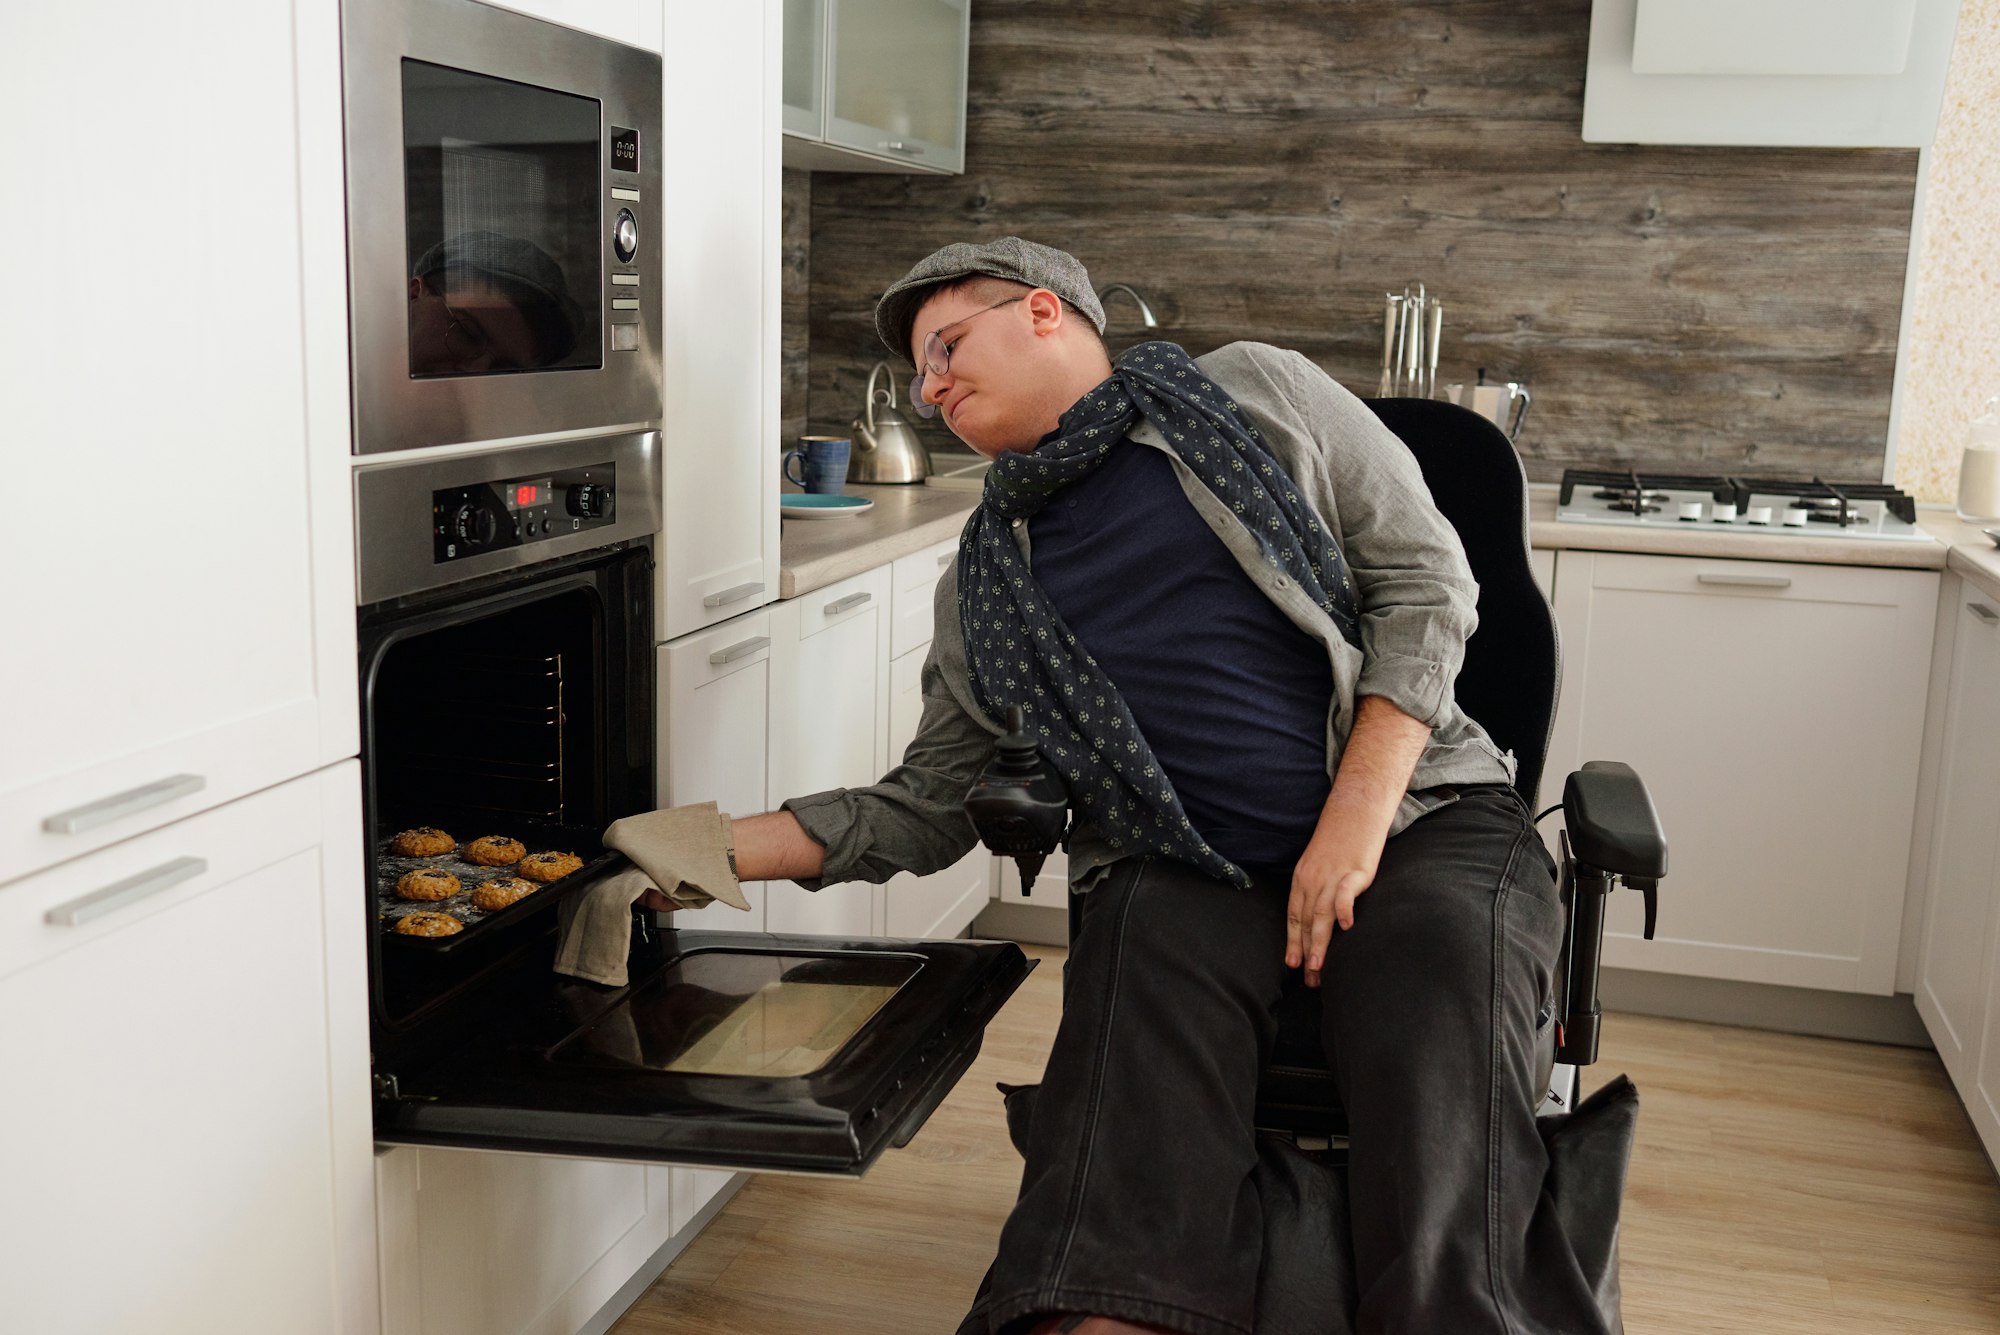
[433,463,617,564]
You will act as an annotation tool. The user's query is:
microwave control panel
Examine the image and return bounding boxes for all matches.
[433,463,617,564]
[607,124,642,351]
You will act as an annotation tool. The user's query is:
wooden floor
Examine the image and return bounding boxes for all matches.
[609,944,2000,1334]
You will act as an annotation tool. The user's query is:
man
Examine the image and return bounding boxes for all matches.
[407,229,584,376]
[658,238,1602,1335]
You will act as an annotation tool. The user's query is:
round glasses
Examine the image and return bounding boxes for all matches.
[907,296,1025,419]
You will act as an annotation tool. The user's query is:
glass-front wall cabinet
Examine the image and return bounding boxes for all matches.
[782,0,824,138]
[784,0,967,175]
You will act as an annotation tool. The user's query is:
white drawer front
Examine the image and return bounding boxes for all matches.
[798,567,890,642]
[891,539,956,658]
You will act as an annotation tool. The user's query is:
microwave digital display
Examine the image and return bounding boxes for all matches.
[610,127,639,174]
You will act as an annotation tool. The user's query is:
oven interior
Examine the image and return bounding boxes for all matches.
[362,544,653,1037]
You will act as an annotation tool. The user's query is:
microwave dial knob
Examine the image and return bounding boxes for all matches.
[613,208,638,264]
[452,502,497,546]
[567,484,609,519]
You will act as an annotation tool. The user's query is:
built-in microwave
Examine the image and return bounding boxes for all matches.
[341,0,663,454]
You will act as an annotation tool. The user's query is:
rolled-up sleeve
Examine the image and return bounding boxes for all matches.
[1279,350,1479,729]
[779,570,1001,888]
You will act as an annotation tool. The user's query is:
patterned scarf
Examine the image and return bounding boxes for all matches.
[957,341,1363,888]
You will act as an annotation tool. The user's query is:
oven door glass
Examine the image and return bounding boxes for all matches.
[401,59,602,378]
[372,927,1035,1176]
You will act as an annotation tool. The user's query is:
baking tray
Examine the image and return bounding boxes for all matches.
[375,824,625,953]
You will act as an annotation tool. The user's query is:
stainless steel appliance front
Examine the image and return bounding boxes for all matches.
[342,0,663,454]
[354,430,661,603]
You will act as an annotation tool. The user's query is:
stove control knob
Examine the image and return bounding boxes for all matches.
[452,502,497,546]
[1782,506,1810,527]
[1746,505,1774,525]
[1678,501,1704,522]
[567,484,609,519]
[1711,502,1738,522]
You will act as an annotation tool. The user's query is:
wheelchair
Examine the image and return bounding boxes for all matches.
[973,398,1669,1331]
[1241,397,1669,1145]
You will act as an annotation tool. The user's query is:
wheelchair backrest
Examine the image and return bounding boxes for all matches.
[1362,399,1561,811]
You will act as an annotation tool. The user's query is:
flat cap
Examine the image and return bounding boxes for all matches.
[873,236,1106,365]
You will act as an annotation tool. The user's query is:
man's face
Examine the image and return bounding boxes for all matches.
[408,274,545,375]
[907,287,1062,459]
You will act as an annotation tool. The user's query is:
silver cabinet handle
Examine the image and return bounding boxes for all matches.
[45,857,206,927]
[937,552,954,567]
[880,141,923,155]
[1695,573,1792,590]
[702,581,766,609]
[1970,603,2000,625]
[43,773,206,835]
[708,635,771,665]
[825,591,873,616]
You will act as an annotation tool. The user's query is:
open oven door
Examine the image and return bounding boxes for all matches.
[371,919,1034,1176]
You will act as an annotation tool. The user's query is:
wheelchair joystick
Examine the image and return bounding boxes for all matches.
[964,705,1069,896]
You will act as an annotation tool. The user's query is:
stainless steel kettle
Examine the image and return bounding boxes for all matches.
[849,361,932,484]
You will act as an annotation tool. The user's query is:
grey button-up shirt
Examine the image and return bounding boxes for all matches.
[781,341,1516,894]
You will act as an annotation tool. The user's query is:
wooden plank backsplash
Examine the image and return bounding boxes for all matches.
[795,0,1918,482]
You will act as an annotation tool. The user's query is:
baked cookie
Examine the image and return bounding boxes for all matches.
[463,835,526,867]
[471,877,539,911]
[395,869,462,901]
[394,911,463,937]
[515,851,584,883]
[389,826,455,857]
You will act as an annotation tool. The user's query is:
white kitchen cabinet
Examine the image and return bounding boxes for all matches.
[659,0,781,640]
[1547,550,1936,993]
[2,0,357,885]
[0,764,374,1335]
[782,0,969,174]
[765,567,893,936]
[884,642,992,939]
[1914,586,2000,1167]
[375,1147,679,1335]
[660,609,775,933]
[1530,547,1555,601]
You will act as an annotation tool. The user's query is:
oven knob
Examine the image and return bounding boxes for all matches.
[1678,501,1704,522]
[613,209,638,265]
[1782,506,1810,527]
[1746,505,1774,525]
[567,484,609,519]
[1711,502,1738,522]
[452,503,497,546]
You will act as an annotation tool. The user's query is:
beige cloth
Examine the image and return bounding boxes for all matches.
[553,802,750,985]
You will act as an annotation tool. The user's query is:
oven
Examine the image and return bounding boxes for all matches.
[342,0,663,454]
[356,435,1031,1174]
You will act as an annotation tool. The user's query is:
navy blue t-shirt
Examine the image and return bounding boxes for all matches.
[1027,437,1336,868]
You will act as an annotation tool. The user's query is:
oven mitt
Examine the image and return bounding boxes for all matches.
[553,802,749,986]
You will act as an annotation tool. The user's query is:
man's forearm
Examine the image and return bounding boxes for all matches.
[1309,694,1432,846]
[732,810,826,882]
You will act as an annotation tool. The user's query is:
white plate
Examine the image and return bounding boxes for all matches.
[781,494,875,520]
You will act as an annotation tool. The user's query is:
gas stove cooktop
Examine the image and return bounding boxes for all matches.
[1555,469,1931,544]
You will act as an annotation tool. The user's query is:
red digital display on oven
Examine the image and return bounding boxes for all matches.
[515,484,540,507]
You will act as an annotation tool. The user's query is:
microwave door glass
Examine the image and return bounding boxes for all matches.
[401,59,602,378]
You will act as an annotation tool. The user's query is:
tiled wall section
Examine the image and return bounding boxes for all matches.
[1895,0,2000,506]
[795,0,1921,483]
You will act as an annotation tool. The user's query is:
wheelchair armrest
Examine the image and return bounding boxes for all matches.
[1562,761,1668,881]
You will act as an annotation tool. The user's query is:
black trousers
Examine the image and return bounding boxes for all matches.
[956,783,1612,1335]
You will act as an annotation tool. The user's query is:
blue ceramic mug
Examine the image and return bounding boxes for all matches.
[784,436,852,495]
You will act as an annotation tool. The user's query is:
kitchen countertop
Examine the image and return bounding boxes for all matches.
[779,471,1990,600]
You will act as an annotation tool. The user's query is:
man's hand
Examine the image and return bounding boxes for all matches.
[1287,829,1384,987]
[634,810,827,914]
[1284,694,1433,987]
